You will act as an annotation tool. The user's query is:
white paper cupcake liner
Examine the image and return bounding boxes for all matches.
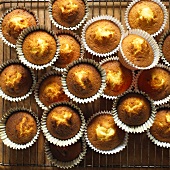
[99,56,135,100]
[16,25,60,70]
[0,59,36,102]
[34,70,69,111]
[0,107,40,150]
[48,0,89,31]
[134,64,170,106]
[84,111,128,154]
[52,30,85,73]
[0,6,39,48]
[159,29,170,67]
[81,15,125,57]
[44,137,86,169]
[41,102,86,147]
[119,29,160,70]
[112,90,156,134]
[61,58,106,104]
[124,0,168,37]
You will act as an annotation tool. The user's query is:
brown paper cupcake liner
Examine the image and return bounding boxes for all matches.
[119,29,160,70]
[84,111,128,154]
[147,103,170,148]
[52,30,85,73]
[81,15,125,57]
[134,64,170,106]
[0,6,39,48]
[44,137,86,169]
[99,56,135,100]
[0,59,36,102]
[0,107,40,150]
[48,0,89,31]
[41,102,86,147]
[112,90,156,134]
[34,70,69,111]
[16,25,60,70]
[124,0,168,37]
[61,58,106,104]
[159,29,170,67]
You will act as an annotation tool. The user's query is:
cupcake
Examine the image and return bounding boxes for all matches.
[41,102,86,146]
[147,105,170,148]
[0,59,36,102]
[81,15,124,57]
[112,90,156,133]
[62,58,106,103]
[48,0,89,30]
[16,25,60,70]
[0,107,40,149]
[100,57,134,100]
[44,137,86,168]
[119,29,160,70]
[35,71,69,110]
[136,64,170,105]
[85,111,128,154]
[53,30,84,72]
[125,0,168,37]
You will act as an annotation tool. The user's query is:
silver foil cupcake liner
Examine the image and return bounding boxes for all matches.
[84,111,128,154]
[34,70,69,111]
[61,58,106,104]
[81,15,125,57]
[124,0,168,37]
[159,29,170,67]
[112,90,156,134]
[134,64,170,106]
[44,137,86,169]
[16,25,60,70]
[0,6,39,48]
[147,103,170,148]
[48,0,89,31]
[99,56,135,100]
[0,107,40,150]
[41,102,86,147]
[0,59,36,102]
[119,29,160,70]
[52,30,85,73]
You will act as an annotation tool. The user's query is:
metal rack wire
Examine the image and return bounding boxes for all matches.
[0,0,170,168]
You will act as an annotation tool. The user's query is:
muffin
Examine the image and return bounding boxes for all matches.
[100,57,133,98]
[137,66,170,101]
[86,111,127,153]
[0,62,34,98]
[82,15,124,57]
[49,0,88,30]
[162,34,170,63]
[62,59,106,103]
[0,7,38,47]
[125,0,168,36]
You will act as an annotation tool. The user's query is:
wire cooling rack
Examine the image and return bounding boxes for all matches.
[0,0,170,168]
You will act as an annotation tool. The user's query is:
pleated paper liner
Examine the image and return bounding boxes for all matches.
[41,102,86,147]
[134,63,170,106]
[119,29,160,70]
[16,25,60,70]
[52,30,85,73]
[84,111,128,154]
[124,0,168,37]
[0,59,36,102]
[81,15,125,57]
[44,137,86,169]
[99,56,135,100]
[61,58,106,104]
[48,0,89,31]
[0,6,39,48]
[112,90,156,134]
[0,107,40,150]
